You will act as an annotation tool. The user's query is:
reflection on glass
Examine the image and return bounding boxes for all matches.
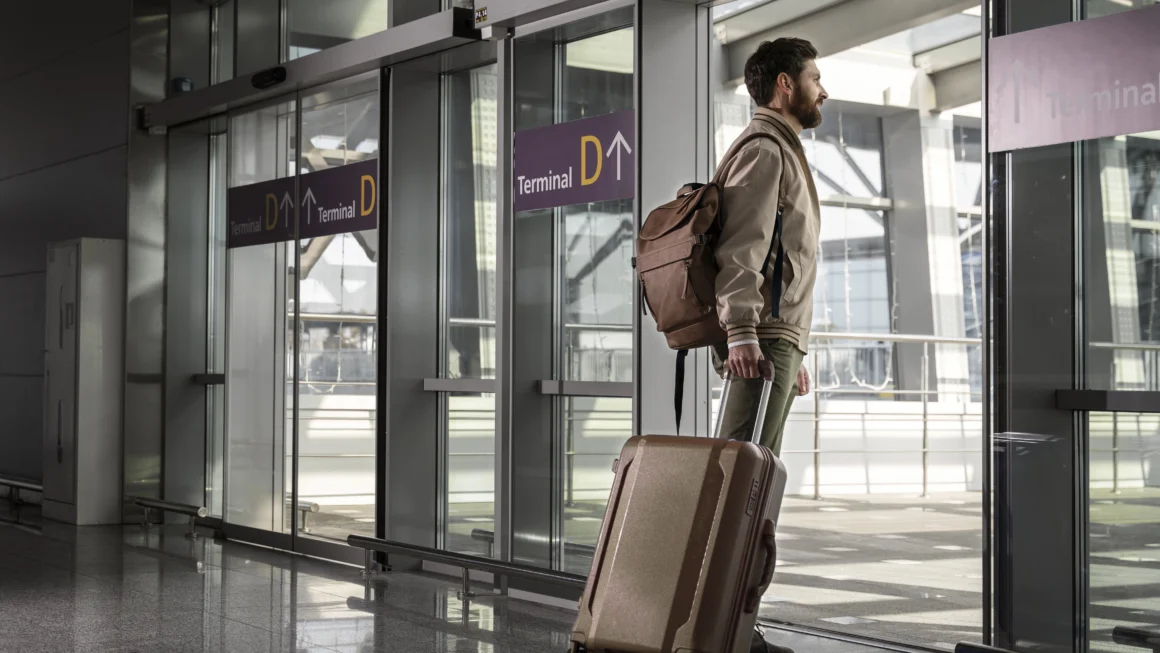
[553,25,635,570]
[441,64,499,556]
[560,396,631,575]
[1089,411,1160,651]
[293,79,380,542]
[444,393,496,557]
[207,130,228,517]
[444,64,499,380]
[1087,135,1160,392]
[709,0,983,646]
[1085,132,1160,650]
[286,0,390,61]
[560,28,634,385]
[226,101,296,532]
[561,200,634,383]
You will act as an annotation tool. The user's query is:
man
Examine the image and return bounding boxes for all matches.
[712,38,826,653]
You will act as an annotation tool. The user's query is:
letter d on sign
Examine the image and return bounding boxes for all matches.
[581,135,602,186]
[265,193,278,230]
[361,175,376,216]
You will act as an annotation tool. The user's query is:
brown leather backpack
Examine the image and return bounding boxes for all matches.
[633,129,785,432]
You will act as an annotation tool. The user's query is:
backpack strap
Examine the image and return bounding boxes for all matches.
[673,118,791,436]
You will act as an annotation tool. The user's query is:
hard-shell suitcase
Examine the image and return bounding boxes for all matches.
[570,377,787,653]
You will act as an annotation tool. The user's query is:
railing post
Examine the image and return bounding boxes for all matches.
[813,351,821,501]
[1113,411,1120,495]
[921,341,930,499]
[566,400,575,508]
[457,567,476,601]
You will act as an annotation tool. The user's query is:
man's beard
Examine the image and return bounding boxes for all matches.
[791,90,822,129]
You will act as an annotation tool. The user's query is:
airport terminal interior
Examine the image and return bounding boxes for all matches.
[2,0,1160,651]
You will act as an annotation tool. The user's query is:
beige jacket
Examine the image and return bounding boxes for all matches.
[713,109,821,353]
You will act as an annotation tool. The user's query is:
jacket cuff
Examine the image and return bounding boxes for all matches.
[726,324,758,344]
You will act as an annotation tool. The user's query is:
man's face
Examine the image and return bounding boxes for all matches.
[789,60,827,129]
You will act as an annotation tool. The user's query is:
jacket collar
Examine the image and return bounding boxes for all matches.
[753,107,803,149]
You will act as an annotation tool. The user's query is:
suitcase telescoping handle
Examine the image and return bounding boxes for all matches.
[712,371,775,443]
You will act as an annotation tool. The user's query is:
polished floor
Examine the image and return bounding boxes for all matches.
[0,503,897,653]
[306,493,986,650]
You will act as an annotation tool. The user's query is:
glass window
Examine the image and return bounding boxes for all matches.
[286,0,390,61]
[709,1,983,647]
[295,77,380,542]
[442,63,499,556]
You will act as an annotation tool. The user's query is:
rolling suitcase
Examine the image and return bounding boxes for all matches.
[570,376,787,653]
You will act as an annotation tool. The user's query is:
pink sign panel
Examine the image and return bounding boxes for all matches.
[989,5,1160,152]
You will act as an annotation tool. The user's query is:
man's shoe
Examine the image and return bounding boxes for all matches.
[750,628,795,653]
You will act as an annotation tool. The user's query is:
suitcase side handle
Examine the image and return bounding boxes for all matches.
[744,519,777,613]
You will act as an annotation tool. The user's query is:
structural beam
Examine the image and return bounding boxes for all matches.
[932,60,981,112]
[725,0,977,83]
[914,35,980,75]
[145,8,478,128]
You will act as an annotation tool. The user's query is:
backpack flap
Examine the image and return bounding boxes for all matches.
[638,183,720,242]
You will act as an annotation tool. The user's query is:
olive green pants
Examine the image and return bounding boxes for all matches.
[712,339,805,456]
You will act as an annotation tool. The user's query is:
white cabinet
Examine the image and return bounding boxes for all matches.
[42,239,124,525]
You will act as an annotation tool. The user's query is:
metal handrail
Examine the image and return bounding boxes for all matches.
[0,477,41,505]
[347,533,586,600]
[131,497,209,539]
[469,528,596,557]
[812,332,980,346]
[1113,626,1160,650]
[285,498,320,533]
[1090,341,1160,351]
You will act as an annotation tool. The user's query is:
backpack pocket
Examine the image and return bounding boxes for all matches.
[636,237,715,332]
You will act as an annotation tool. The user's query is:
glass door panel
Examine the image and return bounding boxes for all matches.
[512,8,635,571]
[225,98,297,533]
[442,63,499,556]
[294,75,381,542]
[1085,130,1160,651]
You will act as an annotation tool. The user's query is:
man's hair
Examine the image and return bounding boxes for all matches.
[744,38,818,106]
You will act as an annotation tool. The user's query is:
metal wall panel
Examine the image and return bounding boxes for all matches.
[386,62,441,558]
[635,0,707,437]
[992,1,1081,649]
[164,126,210,508]
[170,0,213,93]
[0,0,130,82]
[236,0,282,76]
[509,32,556,570]
[0,148,129,243]
[124,0,170,515]
[0,31,129,180]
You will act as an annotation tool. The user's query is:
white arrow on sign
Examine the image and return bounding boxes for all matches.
[280,192,293,214]
[605,131,632,181]
[302,188,317,224]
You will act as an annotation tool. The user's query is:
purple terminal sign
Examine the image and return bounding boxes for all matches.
[513,110,635,212]
[226,176,296,248]
[989,5,1160,152]
[298,158,378,239]
[227,158,378,248]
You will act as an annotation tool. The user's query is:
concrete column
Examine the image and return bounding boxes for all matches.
[636,0,712,438]
[882,105,969,403]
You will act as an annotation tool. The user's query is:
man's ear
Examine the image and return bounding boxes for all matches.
[776,71,794,96]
